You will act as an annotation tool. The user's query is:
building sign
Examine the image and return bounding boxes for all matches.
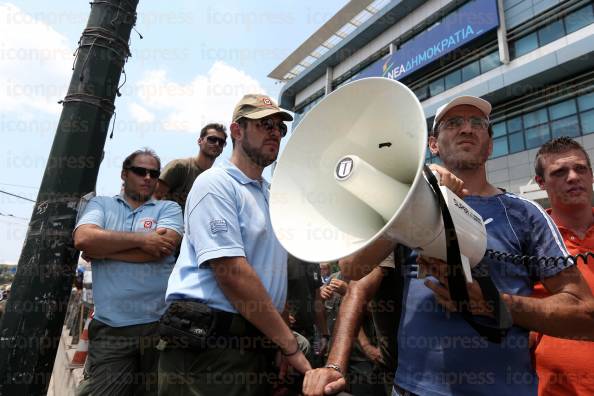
[355,0,499,81]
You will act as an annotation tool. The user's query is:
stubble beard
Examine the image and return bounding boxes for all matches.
[124,183,152,203]
[202,149,219,161]
[441,145,490,171]
[242,138,276,168]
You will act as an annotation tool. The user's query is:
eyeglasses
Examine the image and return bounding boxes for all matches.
[206,135,227,147]
[441,116,489,131]
[255,118,288,137]
[126,166,160,179]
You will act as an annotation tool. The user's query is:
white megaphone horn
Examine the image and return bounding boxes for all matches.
[270,77,486,282]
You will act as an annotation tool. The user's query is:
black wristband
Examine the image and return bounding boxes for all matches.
[281,342,300,357]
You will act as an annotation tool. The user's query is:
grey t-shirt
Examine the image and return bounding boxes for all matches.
[159,157,203,211]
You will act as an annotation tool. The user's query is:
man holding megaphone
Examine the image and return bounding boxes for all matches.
[303,95,594,396]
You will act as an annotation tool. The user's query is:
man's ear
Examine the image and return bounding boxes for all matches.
[428,135,439,156]
[535,175,545,189]
[230,122,243,142]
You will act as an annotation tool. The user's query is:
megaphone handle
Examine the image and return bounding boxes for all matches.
[423,166,512,343]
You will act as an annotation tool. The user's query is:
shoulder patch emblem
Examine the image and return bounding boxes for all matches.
[210,219,228,234]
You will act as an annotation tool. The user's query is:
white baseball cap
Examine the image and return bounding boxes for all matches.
[432,95,492,132]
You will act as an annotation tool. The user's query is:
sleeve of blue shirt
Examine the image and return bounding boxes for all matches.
[75,197,105,229]
[524,200,572,280]
[156,201,184,236]
[188,191,245,268]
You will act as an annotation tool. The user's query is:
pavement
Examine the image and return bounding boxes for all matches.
[47,326,85,396]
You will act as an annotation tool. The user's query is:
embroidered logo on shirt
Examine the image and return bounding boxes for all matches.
[137,217,157,232]
[210,219,228,234]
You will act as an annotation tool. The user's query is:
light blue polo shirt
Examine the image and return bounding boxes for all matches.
[165,160,288,313]
[75,195,183,327]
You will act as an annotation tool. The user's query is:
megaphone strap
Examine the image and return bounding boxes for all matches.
[423,166,512,343]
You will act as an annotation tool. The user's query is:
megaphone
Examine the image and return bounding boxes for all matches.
[270,77,486,282]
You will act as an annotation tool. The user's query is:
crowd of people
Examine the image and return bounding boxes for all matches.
[71,92,594,396]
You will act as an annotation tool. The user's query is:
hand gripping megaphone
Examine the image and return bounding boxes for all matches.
[270,77,486,283]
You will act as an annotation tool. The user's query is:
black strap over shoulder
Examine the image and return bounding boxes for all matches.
[422,166,512,343]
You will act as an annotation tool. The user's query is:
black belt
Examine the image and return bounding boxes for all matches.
[160,299,273,351]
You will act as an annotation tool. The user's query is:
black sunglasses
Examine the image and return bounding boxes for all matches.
[126,166,160,179]
[256,118,288,137]
[206,135,227,147]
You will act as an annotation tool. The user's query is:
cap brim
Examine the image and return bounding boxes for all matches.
[242,109,293,122]
[433,96,492,130]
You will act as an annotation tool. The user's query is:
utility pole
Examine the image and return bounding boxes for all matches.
[0,1,139,394]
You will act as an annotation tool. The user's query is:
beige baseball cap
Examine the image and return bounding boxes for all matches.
[232,94,293,122]
[432,95,492,132]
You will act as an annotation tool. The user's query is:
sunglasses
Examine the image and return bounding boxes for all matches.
[206,135,227,147]
[441,116,489,131]
[255,118,288,137]
[126,166,160,179]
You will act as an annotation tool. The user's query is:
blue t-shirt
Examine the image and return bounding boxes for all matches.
[75,195,183,327]
[166,160,288,313]
[395,193,571,396]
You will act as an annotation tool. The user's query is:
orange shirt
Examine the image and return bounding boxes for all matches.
[533,208,594,396]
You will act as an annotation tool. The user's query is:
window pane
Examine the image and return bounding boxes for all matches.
[525,124,550,149]
[538,20,565,46]
[461,61,480,82]
[523,108,548,128]
[445,70,462,90]
[565,5,594,34]
[507,116,523,133]
[491,136,508,158]
[551,115,580,138]
[512,32,538,58]
[580,109,594,134]
[415,85,429,101]
[492,122,506,138]
[429,78,445,97]
[509,132,525,153]
[549,99,577,120]
[480,51,500,73]
[578,92,594,111]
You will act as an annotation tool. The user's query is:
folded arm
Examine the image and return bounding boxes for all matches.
[74,225,180,261]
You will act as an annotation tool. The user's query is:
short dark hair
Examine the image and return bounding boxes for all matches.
[200,123,227,139]
[535,136,591,179]
[122,148,161,171]
[230,118,249,148]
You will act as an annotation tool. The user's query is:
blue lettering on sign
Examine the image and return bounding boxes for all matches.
[354,0,499,82]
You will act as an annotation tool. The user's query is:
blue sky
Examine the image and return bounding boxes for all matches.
[0,0,348,263]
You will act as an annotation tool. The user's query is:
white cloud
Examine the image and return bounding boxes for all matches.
[128,102,155,123]
[131,61,266,133]
[0,3,72,116]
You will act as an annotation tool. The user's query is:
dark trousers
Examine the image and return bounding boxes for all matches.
[86,319,161,396]
[158,345,277,396]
